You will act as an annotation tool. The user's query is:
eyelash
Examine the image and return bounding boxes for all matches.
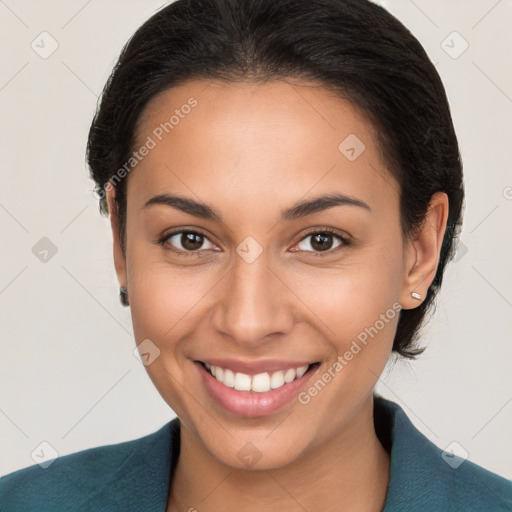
[156,227,351,259]
[295,227,351,257]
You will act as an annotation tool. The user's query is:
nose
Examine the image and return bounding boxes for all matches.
[211,249,295,347]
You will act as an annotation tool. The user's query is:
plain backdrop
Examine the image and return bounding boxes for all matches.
[0,0,511,479]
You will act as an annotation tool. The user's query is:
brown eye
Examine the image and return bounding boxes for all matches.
[162,230,216,253]
[180,232,204,251]
[296,230,347,254]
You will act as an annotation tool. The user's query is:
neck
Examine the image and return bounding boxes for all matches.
[167,394,390,512]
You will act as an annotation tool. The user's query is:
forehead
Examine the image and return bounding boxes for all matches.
[128,79,398,220]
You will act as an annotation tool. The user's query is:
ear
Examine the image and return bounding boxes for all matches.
[105,184,127,290]
[400,191,449,310]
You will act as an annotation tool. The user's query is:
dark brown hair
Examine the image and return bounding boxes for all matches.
[87,0,464,358]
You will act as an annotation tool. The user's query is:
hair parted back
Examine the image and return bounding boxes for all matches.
[87,0,464,359]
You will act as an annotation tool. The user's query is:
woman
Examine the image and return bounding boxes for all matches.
[1,0,511,510]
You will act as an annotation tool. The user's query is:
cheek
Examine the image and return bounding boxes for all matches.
[128,260,211,341]
[294,256,402,415]
[126,254,214,415]
[126,223,405,344]
[290,243,404,339]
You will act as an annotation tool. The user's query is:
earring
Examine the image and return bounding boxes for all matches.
[411,292,421,300]
[120,286,129,306]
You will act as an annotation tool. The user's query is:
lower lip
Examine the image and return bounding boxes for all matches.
[195,361,319,418]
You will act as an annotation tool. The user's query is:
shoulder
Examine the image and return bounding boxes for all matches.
[449,456,512,510]
[0,420,177,512]
[375,396,512,511]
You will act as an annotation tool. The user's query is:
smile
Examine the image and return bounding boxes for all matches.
[195,360,321,417]
[203,362,310,393]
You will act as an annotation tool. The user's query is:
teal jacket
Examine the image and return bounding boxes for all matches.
[1,396,511,511]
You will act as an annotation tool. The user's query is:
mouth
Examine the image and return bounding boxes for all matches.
[194,360,321,417]
[199,361,318,392]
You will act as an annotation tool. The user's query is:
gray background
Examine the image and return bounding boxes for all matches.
[1,0,511,479]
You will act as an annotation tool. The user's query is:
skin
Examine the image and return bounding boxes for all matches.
[106,79,448,512]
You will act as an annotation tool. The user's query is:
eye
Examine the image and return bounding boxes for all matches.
[157,227,350,258]
[293,228,349,255]
[158,230,218,256]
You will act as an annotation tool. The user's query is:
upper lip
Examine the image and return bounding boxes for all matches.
[197,358,317,375]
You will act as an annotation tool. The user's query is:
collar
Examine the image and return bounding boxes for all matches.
[374,395,512,511]
[81,395,511,511]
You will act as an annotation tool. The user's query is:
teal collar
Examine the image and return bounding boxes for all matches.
[3,395,510,511]
[82,396,512,511]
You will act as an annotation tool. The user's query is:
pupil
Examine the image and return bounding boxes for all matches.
[311,233,332,251]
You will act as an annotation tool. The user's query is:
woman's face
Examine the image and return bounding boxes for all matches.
[109,79,430,469]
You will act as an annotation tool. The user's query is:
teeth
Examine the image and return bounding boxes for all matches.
[284,368,296,383]
[223,369,235,388]
[296,365,308,378]
[270,371,285,389]
[252,372,271,392]
[204,363,311,393]
[234,372,252,391]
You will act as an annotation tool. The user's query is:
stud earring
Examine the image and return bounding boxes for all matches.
[411,292,421,300]
[120,286,129,306]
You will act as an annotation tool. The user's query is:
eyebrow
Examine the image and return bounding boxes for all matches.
[143,192,371,222]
